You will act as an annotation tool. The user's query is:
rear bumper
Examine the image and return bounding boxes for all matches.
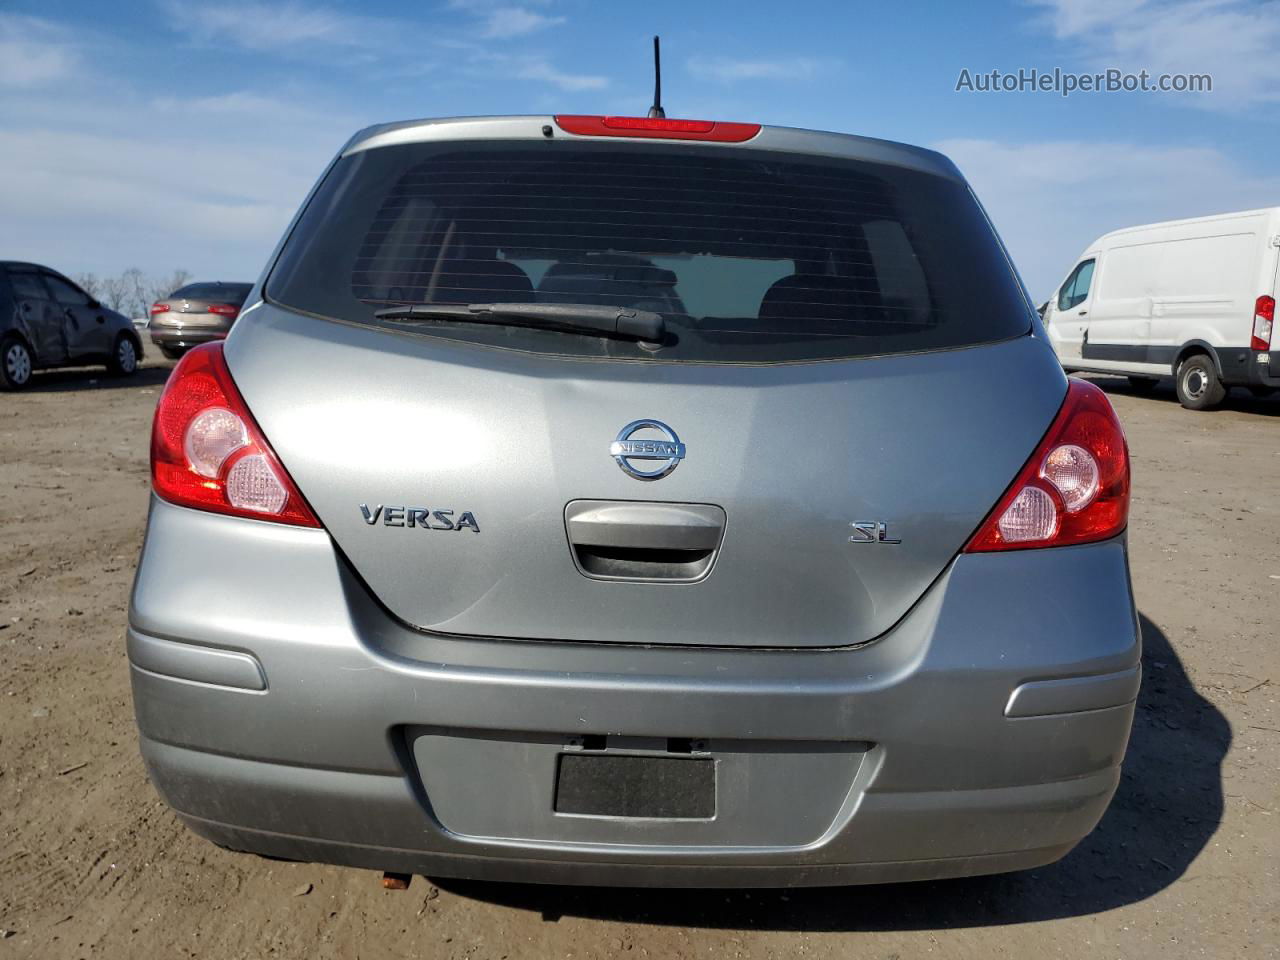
[128,497,1140,887]
[1252,350,1280,388]
[149,325,229,349]
[1214,347,1280,388]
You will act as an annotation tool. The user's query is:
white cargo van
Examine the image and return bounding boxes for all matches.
[1043,207,1280,409]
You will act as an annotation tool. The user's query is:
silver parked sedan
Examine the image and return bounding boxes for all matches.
[148,281,253,359]
[128,114,1138,887]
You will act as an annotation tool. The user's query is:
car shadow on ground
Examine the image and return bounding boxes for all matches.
[433,614,1230,931]
[22,363,173,394]
[1087,374,1280,417]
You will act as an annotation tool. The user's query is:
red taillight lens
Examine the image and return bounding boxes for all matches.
[151,302,170,315]
[965,379,1129,552]
[151,342,320,527]
[554,115,761,142]
[1251,295,1275,351]
[207,303,240,318]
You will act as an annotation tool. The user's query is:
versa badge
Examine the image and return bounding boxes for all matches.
[360,504,479,532]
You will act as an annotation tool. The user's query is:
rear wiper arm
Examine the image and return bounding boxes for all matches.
[372,302,665,344]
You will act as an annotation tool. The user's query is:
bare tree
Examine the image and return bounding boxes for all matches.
[99,273,131,313]
[147,269,193,307]
[74,273,101,300]
[121,268,149,318]
[68,268,195,318]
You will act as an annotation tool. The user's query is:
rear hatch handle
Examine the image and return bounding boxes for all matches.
[564,501,727,583]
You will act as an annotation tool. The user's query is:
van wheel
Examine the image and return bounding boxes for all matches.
[1127,376,1158,393]
[107,334,139,377]
[1175,354,1226,410]
[1,335,34,390]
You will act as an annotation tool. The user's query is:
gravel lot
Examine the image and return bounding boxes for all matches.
[1,359,1277,959]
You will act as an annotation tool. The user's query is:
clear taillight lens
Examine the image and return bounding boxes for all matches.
[995,486,1059,543]
[183,407,248,478]
[225,453,288,514]
[151,343,320,527]
[966,379,1129,552]
[1040,443,1100,513]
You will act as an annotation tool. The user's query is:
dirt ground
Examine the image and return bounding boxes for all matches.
[1,358,1277,959]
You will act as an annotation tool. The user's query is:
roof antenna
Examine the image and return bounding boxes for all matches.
[647,36,665,118]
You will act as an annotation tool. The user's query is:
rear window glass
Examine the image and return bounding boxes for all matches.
[267,141,1030,363]
[171,282,253,303]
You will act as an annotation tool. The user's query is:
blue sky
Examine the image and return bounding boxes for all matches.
[2,0,1277,299]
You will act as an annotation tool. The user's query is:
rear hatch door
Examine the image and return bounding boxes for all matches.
[229,309,1063,647]
[227,130,1064,648]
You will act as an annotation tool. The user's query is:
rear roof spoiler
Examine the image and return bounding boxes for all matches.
[339,115,963,181]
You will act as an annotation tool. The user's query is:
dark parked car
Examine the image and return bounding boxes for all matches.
[1,261,142,390]
[149,282,253,359]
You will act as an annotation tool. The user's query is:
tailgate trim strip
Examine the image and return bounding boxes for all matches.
[1004,665,1140,718]
[127,628,267,692]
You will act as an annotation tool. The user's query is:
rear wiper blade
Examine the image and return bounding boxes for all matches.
[372,302,665,344]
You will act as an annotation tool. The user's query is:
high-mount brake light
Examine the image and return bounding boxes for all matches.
[965,378,1129,552]
[553,115,762,142]
[1252,295,1274,351]
[150,342,320,527]
[555,36,760,143]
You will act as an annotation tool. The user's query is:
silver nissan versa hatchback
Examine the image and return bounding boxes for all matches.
[129,114,1139,888]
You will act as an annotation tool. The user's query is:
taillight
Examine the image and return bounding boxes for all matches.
[554,115,761,142]
[207,303,240,318]
[151,342,320,527]
[151,302,170,315]
[1252,295,1275,351]
[965,379,1129,552]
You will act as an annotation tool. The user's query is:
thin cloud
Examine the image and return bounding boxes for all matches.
[938,136,1280,296]
[0,4,587,282]
[165,0,398,53]
[517,59,607,92]
[1030,0,1280,109]
[686,56,829,84]
[149,91,298,117]
[480,7,564,38]
[1032,0,1148,34]
[0,83,354,279]
[446,0,565,39]
[166,1,570,69]
[0,126,317,277]
[0,14,78,89]
[437,40,608,93]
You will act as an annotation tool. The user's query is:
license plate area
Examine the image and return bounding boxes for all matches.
[554,753,715,820]
[410,727,868,847]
